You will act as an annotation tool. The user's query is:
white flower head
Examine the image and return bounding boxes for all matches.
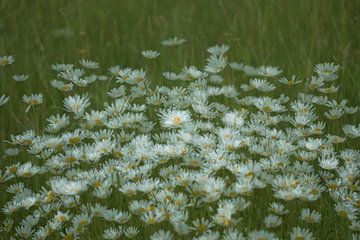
[161,36,186,46]
[12,74,29,82]
[22,93,44,112]
[159,109,192,128]
[141,50,160,59]
[79,59,99,69]
[0,55,15,66]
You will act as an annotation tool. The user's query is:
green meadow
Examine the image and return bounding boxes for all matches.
[0,0,359,239]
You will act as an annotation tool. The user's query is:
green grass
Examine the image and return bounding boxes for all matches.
[0,0,359,239]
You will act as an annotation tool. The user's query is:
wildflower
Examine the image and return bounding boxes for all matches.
[207,44,229,55]
[300,208,321,224]
[141,50,160,59]
[262,215,281,229]
[159,109,191,128]
[212,202,237,227]
[319,155,339,170]
[63,93,91,118]
[140,210,165,225]
[17,162,40,178]
[79,59,99,69]
[123,226,140,238]
[307,76,324,90]
[324,108,344,120]
[248,78,276,92]
[290,226,315,240]
[0,55,15,65]
[51,63,74,72]
[54,210,71,223]
[318,84,340,94]
[278,75,302,85]
[257,65,282,77]
[22,93,43,112]
[179,66,208,80]
[150,230,173,240]
[6,182,25,194]
[163,71,179,80]
[45,114,70,133]
[51,79,74,92]
[0,218,13,232]
[161,36,186,46]
[15,225,33,239]
[103,227,122,239]
[12,74,28,82]
[50,178,88,196]
[108,65,121,75]
[205,54,227,73]
[314,62,339,81]
[248,229,278,240]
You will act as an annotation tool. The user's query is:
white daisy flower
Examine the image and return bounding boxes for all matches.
[63,93,90,119]
[0,55,15,66]
[12,74,29,82]
[161,36,186,46]
[79,59,99,69]
[159,109,191,128]
[207,44,229,55]
[141,50,160,59]
[22,93,44,112]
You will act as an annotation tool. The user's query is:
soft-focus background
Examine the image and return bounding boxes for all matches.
[0,0,359,238]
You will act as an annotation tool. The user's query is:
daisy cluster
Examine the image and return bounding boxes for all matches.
[1,39,360,240]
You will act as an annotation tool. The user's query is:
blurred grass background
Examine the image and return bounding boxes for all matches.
[0,0,359,239]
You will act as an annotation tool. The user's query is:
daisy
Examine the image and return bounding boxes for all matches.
[179,66,208,80]
[103,227,122,239]
[207,44,229,55]
[249,78,276,92]
[50,178,88,196]
[300,208,321,223]
[278,75,302,85]
[150,230,173,240]
[15,225,33,239]
[79,59,99,69]
[54,210,71,223]
[12,74,29,82]
[290,226,315,240]
[162,72,179,81]
[204,54,227,73]
[314,62,339,81]
[324,108,344,120]
[319,155,339,170]
[229,62,244,71]
[141,50,160,59]
[123,226,140,238]
[209,74,224,84]
[0,218,14,233]
[257,65,282,77]
[51,79,74,92]
[108,65,121,75]
[248,229,278,240]
[22,93,43,112]
[45,114,70,133]
[264,215,282,228]
[159,109,191,128]
[63,93,91,119]
[0,55,15,65]
[51,63,74,72]
[161,36,186,46]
